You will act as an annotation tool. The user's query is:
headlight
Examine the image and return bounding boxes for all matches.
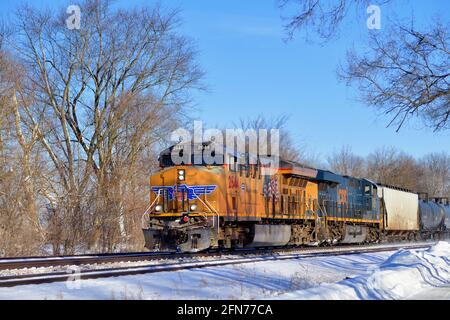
[154,204,163,212]
[190,204,198,212]
[178,169,185,181]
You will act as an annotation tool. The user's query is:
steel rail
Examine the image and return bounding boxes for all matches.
[0,242,434,271]
[0,242,434,287]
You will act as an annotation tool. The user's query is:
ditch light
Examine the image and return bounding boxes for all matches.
[178,169,185,181]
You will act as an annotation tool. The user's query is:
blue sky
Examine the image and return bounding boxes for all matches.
[1,0,449,158]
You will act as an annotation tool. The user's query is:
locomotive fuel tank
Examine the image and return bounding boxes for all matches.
[247,225,291,247]
[419,200,445,232]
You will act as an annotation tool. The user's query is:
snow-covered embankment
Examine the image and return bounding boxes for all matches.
[278,241,450,299]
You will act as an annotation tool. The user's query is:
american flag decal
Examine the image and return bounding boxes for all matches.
[263,177,279,200]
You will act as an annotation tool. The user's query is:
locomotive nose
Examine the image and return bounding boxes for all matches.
[150,166,202,214]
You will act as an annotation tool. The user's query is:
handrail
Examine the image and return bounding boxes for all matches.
[191,188,220,236]
[141,189,161,229]
[318,199,328,218]
[204,198,220,237]
[316,200,330,241]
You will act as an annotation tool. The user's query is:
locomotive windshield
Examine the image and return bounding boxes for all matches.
[159,142,225,167]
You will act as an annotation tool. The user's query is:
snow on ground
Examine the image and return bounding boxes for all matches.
[0,242,448,300]
[277,241,450,300]
[0,251,391,299]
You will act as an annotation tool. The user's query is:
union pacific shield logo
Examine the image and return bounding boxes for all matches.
[151,184,217,200]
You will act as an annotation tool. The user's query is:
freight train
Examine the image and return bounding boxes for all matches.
[142,142,450,252]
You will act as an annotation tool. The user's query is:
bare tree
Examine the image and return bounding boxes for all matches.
[0,37,46,256]
[0,31,8,156]
[278,0,390,41]
[327,145,365,177]
[340,22,450,131]
[279,2,449,132]
[366,146,422,190]
[3,0,203,253]
[234,114,319,165]
[417,152,450,198]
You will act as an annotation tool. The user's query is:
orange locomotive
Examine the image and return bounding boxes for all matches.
[142,143,323,252]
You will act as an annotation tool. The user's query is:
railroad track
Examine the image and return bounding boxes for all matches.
[0,242,435,287]
[0,251,183,271]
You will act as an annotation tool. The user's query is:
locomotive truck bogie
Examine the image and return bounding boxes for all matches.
[143,217,214,252]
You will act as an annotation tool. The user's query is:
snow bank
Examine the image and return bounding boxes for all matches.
[277,241,450,300]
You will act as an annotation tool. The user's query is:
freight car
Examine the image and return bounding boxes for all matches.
[377,185,420,240]
[142,143,449,252]
[429,198,450,234]
[442,199,450,232]
[418,195,446,237]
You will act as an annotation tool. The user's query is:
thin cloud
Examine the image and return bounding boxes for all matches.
[216,14,282,38]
